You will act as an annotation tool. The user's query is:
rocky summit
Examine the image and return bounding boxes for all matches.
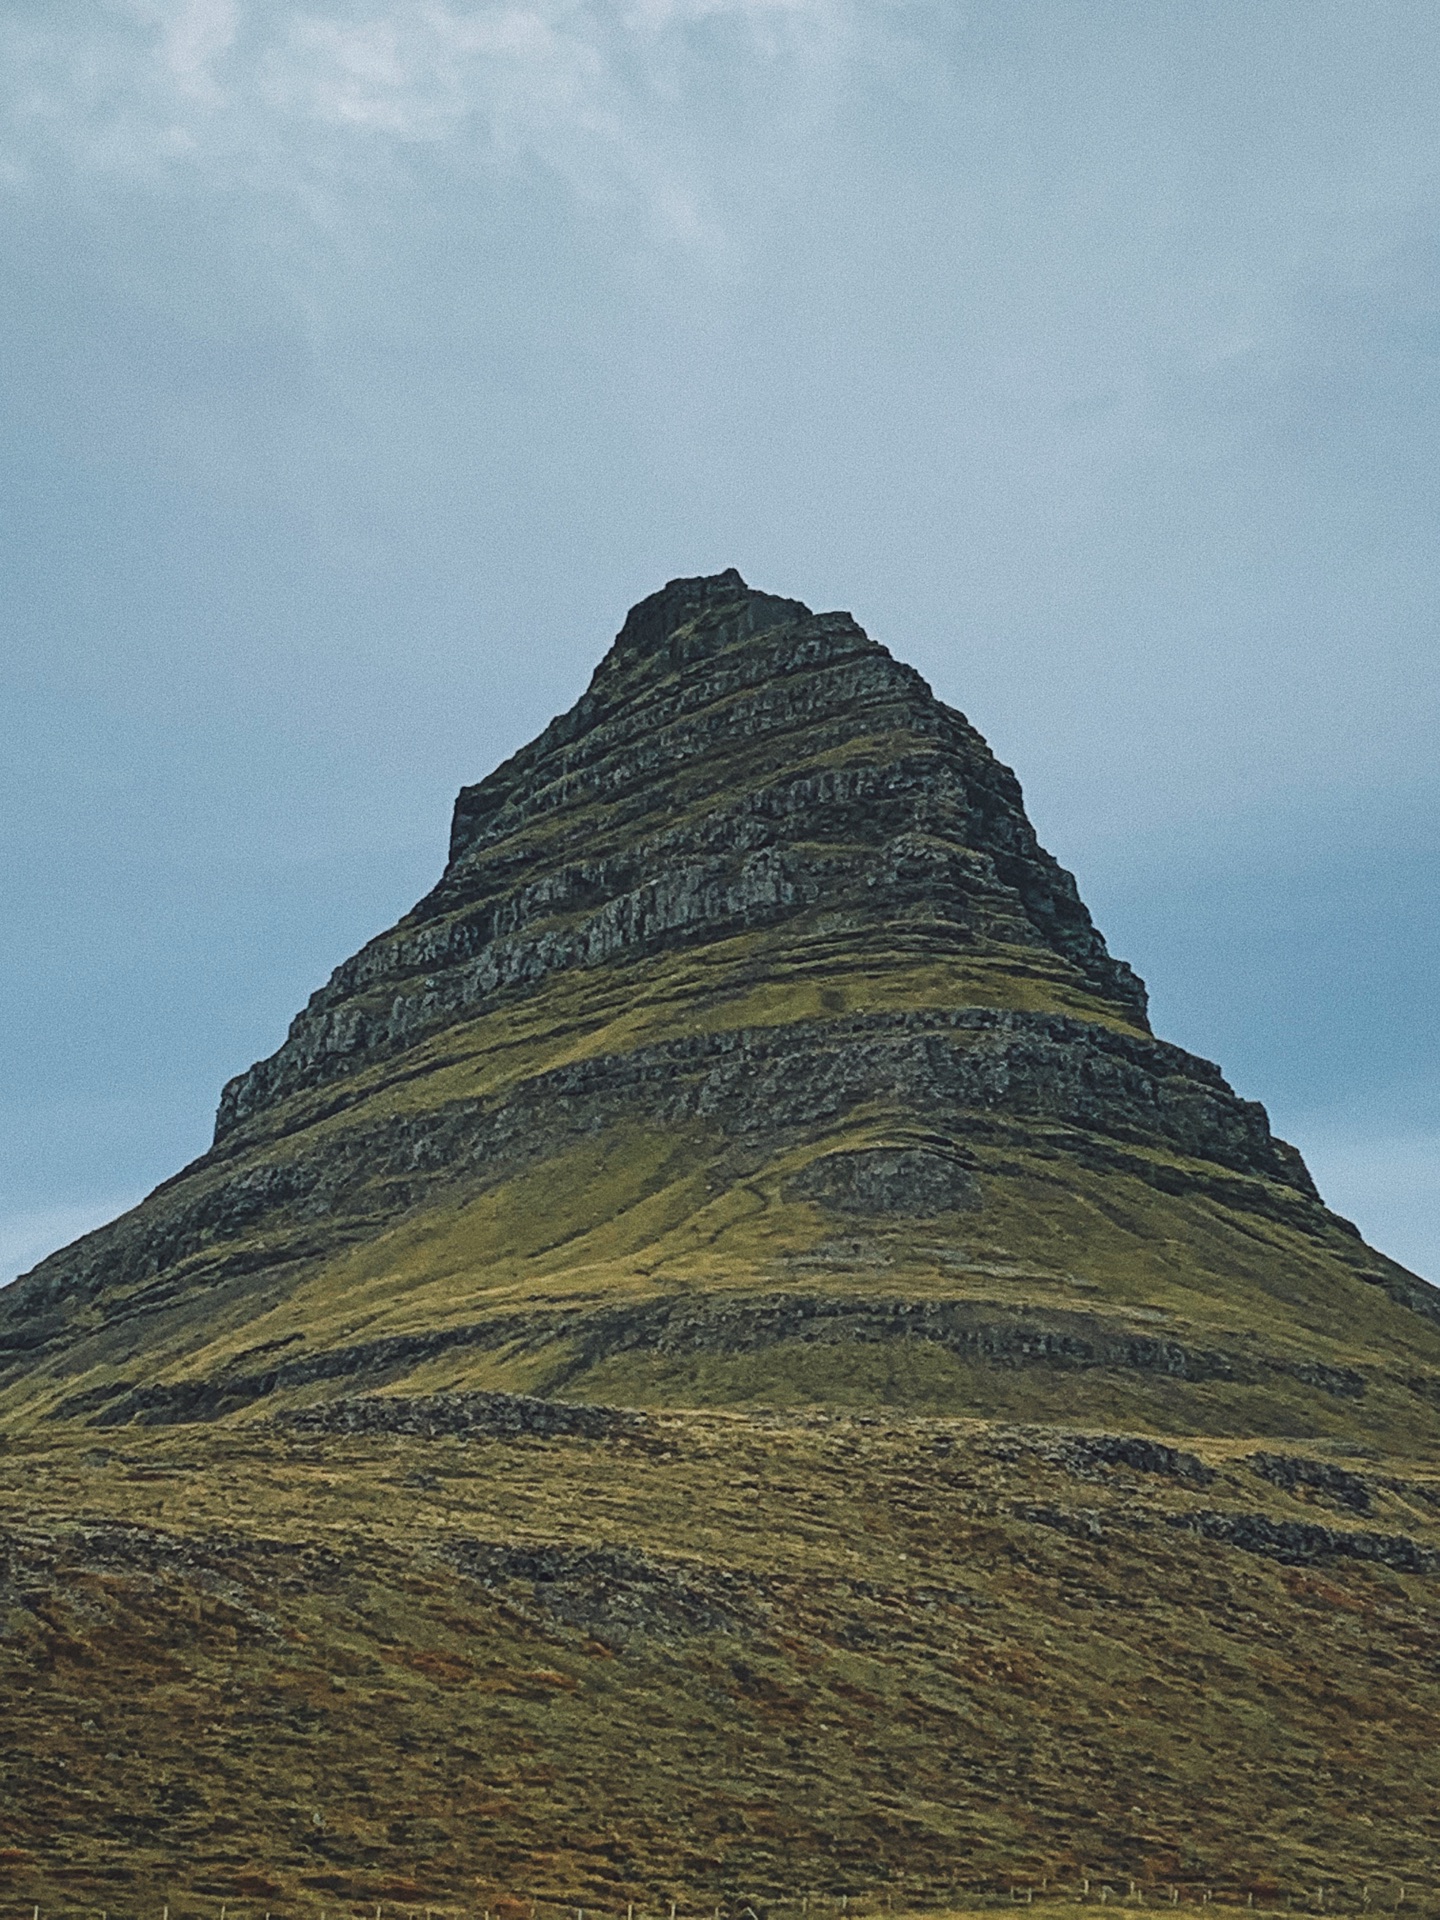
[3,573,1440,1913]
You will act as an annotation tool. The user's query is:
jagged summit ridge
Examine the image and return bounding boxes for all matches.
[215,571,1145,1138]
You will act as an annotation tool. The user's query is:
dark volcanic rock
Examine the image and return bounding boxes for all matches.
[1247,1451,1375,1514]
[280,1389,648,1443]
[435,1536,765,1644]
[1015,1500,1434,1572]
[1162,1508,1433,1572]
[984,1429,1216,1484]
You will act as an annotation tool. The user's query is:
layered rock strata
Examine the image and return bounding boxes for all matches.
[215,570,1145,1134]
[2,571,1437,1433]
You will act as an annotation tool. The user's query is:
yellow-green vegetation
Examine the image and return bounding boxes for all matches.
[5,574,1439,1909]
[216,928,1149,1152]
[9,1097,1438,1448]
[4,1407,1440,1910]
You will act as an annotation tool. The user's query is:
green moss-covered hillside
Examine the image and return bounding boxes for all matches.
[5,1404,1440,1911]
[2,571,1434,1436]
[2,572,1438,1912]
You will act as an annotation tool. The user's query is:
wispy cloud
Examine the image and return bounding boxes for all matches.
[0,0,882,236]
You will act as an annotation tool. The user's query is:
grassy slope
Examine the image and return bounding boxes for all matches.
[6,921,1438,1439]
[6,681,1440,1907]
[4,1408,1440,1910]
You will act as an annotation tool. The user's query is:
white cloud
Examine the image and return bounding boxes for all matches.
[0,0,881,238]
[150,0,241,103]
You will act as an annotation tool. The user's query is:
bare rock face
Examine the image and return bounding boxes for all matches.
[784,1145,984,1216]
[3,570,1438,1432]
[213,570,1146,1136]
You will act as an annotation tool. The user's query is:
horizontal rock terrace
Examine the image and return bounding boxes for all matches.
[215,572,1145,1136]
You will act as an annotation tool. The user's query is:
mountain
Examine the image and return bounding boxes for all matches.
[3,572,1440,1912]
[2,568,1433,1434]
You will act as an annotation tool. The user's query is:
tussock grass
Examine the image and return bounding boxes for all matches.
[4,1409,1440,1909]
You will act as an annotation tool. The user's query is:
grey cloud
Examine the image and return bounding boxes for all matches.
[0,0,888,240]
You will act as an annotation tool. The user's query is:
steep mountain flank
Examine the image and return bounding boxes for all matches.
[2,570,1436,1440]
[4,573,1440,1912]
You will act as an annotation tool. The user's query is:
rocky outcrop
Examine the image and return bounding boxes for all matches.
[1247,1451,1375,1513]
[981,1429,1216,1483]
[281,1389,649,1444]
[783,1145,984,1215]
[435,1536,766,1644]
[1162,1508,1434,1572]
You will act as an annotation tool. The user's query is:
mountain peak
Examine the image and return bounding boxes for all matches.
[606,567,813,673]
[3,574,1436,1444]
[5,576,1439,1917]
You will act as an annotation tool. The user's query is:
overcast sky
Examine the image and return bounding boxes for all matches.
[3,0,1438,1286]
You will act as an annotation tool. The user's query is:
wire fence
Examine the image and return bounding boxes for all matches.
[5,1880,1436,1920]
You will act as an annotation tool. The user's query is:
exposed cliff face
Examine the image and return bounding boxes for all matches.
[214,572,1145,1136]
[2,571,1437,1436]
